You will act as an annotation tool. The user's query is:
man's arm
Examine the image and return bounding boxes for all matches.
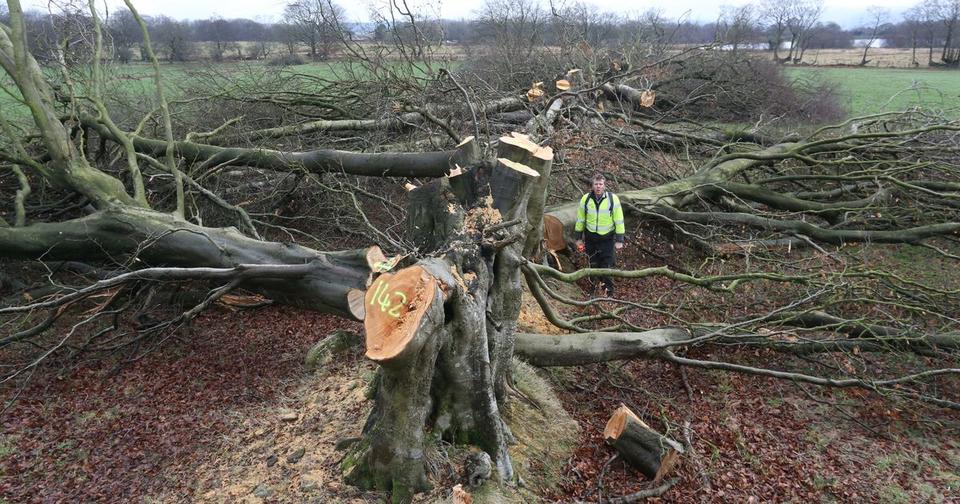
[613,194,625,248]
[575,194,586,250]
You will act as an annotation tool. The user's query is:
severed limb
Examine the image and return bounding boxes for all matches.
[603,404,684,481]
[80,113,481,178]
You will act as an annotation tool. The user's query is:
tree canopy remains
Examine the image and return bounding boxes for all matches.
[1,0,959,501]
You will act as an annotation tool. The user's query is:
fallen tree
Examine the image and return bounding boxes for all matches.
[2,1,960,501]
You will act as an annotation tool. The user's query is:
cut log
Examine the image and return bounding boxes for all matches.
[602,83,655,110]
[542,214,566,252]
[515,329,691,367]
[0,209,373,318]
[490,158,540,218]
[603,404,684,481]
[364,266,439,362]
[491,133,549,222]
[347,289,366,320]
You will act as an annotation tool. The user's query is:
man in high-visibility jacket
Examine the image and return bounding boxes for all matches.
[575,173,626,296]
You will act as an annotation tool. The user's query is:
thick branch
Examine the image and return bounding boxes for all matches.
[515,329,690,366]
[651,206,960,245]
[81,114,479,178]
[0,208,371,317]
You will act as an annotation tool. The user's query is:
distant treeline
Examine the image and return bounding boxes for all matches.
[1,0,958,66]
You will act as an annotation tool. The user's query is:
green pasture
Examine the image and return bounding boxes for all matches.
[0,60,347,123]
[786,66,960,118]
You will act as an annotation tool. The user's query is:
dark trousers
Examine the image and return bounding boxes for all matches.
[585,233,616,295]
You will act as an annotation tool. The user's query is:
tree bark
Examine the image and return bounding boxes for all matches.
[80,115,481,178]
[342,267,446,499]
[604,404,684,481]
[515,329,690,366]
[341,135,552,501]
[0,207,371,317]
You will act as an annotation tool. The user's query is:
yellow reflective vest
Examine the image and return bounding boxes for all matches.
[575,191,625,240]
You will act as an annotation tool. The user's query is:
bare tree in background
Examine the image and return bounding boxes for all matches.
[283,0,345,60]
[107,10,143,62]
[859,6,890,65]
[716,4,760,53]
[474,0,547,82]
[760,0,791,63]
[787,0,824,63]
[936,0,960,64]
[151,15,193,62]
[903,5,925,65]
[760,0,824,64]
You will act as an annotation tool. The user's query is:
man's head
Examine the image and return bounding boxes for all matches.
[591,173,606,196]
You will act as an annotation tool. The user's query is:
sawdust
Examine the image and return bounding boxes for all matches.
[182,347,578,503]
[517,287,570,335]
[187,354,379,503]
[464,196,502,234]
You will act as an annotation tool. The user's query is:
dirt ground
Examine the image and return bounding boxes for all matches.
[2,293,957,503]
[1,208,958,503]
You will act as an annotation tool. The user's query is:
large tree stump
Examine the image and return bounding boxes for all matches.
[603,405,684,481]
[342,134,553,502]
[342,265,446,500]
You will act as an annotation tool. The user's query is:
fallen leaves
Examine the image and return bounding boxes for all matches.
[0,305,358,503]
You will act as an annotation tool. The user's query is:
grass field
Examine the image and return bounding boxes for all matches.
[0,61,346,122]
[786,66,960,118]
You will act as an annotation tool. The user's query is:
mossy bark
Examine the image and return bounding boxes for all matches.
[343,136,551,500]
[342,291,446,499]
[0,207,371,317]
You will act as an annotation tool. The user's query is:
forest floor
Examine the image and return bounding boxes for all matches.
[2,232,959,503]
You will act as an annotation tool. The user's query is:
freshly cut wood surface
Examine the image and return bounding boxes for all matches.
[497,158,540,178]
[365,246,388,271]
[347,289,366,320]
[543,214,566,252]
[452,484,473,504]
[363,266,438,361]
[604,404,684,481]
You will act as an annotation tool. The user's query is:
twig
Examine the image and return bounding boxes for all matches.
[682,420,711,491]
[440,68,480,144]
[605,478,679,503]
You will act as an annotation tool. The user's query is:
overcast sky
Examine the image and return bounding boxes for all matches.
[24,0,917,28]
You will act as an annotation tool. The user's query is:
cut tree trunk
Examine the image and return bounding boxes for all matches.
[341,134,553,501]
[604,404,684,481]
[342,264,447,499]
